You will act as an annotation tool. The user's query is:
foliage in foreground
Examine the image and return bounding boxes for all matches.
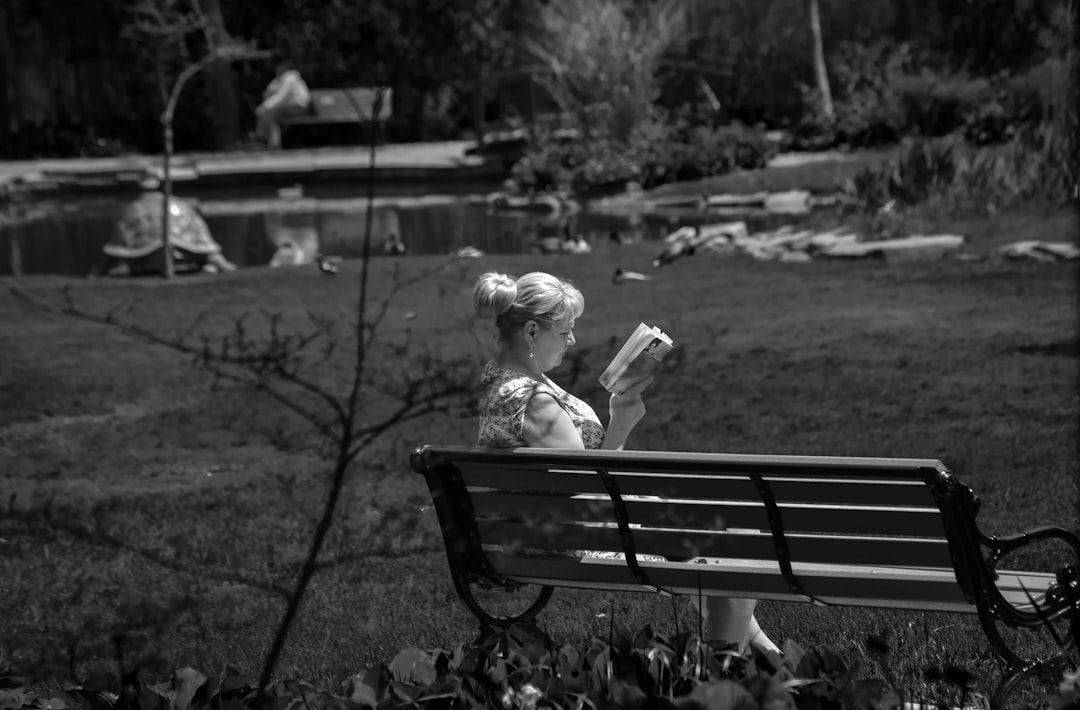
[3,621,1078,710]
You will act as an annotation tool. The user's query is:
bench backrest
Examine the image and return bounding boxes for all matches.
[411,446,1006,611]
[309,87,393,121]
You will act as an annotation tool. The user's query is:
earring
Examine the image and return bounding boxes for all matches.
[528,346,534,359]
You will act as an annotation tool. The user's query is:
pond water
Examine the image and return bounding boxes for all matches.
[0,182,806,277]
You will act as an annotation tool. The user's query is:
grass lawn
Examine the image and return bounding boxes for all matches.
[0,203,1077,701]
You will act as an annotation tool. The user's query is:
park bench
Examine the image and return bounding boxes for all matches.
[411,445,1080,708]
[278,87,392,136]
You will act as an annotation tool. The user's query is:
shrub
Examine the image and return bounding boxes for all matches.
[891,72,987,138]
[847,136,959,211]
[848,119,1077,215]
[882,63,1066,147]
[793,40,914,150]
[954,121,1078,209]
[510,109,777,196]
[4,621,1076,710]
[792,39,1061,151]
[1000,58,1071,127]
[632,118,777,189]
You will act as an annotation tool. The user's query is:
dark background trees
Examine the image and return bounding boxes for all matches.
[0,0,1070,158]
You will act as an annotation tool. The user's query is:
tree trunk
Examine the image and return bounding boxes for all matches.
[893,0,911,41]
[161,119,174,280]
[807,0,833,119]
[473,83,485,147]
[201,0,240,148]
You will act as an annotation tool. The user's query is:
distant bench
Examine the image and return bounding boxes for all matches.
[411,445,1080,709]
[279,87,392,138]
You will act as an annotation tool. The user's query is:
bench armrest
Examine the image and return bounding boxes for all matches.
[985,525,1080,567]
[982,525,1080,623]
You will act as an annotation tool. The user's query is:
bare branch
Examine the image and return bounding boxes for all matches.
[164,44,262,122]
[196,361,340,442]
[10,286,346,438]
[347,380,472,461]
[311,544,445,572]
[363,256,461,346]
[188,0,209,33]
[130,0,203,37]
[2,515,291,600]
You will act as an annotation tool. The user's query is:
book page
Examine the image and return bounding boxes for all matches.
[599,324,674,395]
[605,347,663,395]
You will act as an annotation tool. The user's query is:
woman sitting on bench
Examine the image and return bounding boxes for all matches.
[471,270,782,656]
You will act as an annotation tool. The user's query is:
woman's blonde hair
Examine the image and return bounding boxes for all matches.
[473,271,584,343]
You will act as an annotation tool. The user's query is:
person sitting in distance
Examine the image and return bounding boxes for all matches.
[255,60,311,149]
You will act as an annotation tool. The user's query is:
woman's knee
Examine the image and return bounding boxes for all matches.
[707,597,757,615]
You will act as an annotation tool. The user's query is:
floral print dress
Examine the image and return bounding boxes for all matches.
[476,362,662,560]
[477,362,605,449]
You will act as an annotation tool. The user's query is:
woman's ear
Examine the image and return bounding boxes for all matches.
[523,319,539,342]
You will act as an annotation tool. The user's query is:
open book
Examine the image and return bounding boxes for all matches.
[598,323,674,395]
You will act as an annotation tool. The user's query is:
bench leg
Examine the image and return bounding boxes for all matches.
[451,567,554,633]
[973,583,1078,709]
[991,654,1071,710]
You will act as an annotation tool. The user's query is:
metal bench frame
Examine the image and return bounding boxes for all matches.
[411,445,1079,708]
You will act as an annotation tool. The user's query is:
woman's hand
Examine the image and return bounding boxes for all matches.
[608,375,654,433]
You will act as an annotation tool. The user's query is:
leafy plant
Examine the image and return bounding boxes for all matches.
[510,108,777,197]
[522,0,686,144]
[4,610,1077,710]
[846,113,1076,218]
[846,136,958,212]
[794,40,914,150]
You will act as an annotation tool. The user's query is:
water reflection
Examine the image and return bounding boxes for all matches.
[0,189,802,277]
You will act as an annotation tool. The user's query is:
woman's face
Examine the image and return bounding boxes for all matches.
[531,314,576,372]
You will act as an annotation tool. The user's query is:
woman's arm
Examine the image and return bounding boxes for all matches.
[522,393,585,449]
[601,375,653,451]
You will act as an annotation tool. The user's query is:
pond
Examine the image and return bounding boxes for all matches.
[0,182,808,277]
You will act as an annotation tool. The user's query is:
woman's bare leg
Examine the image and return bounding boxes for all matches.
[704,597,780,653]
[704,597,755,650]
[254,105,283,148]
[747,612,782,654]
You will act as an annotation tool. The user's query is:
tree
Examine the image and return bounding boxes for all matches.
[667,0,813,126]
[0,2,11,146]
[523,0,686,141]
[9,2,484,688]
[807,0,834,119]
[128,0,267,278]
[199,0,242,148]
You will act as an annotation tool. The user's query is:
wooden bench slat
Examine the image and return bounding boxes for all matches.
[460,462,939,507]
[486,553,980,611]
[469,492,949,538]
[484,554,1057,614]
[419,446,947,472]
[477,520,956,568]
[280,87,392,126]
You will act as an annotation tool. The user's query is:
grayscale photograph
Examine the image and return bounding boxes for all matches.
[0,1,1077,709]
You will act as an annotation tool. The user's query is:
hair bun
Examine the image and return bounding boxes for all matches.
[472,271,517,318]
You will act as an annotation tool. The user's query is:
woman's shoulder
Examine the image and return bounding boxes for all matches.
[483,361,539,386]
[482,362,559,401]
